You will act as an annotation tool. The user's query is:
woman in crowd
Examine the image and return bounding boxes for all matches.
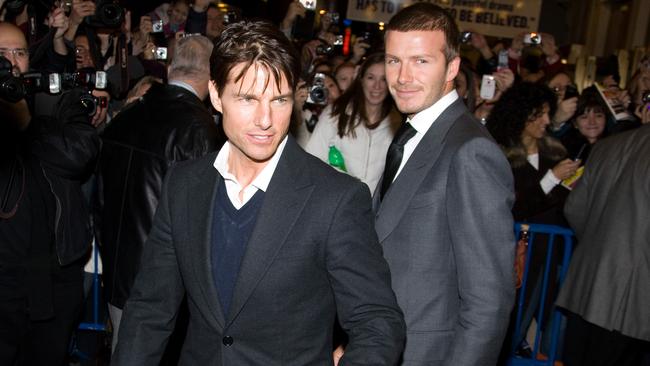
[487,82,580,360]
[561,89,609,163]
[305,52,400,192]
[334,62,356,93]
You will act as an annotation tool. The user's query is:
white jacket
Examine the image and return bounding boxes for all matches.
[305,105,401,193]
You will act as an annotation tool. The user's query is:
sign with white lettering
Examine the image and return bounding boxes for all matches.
[346,0,542,39]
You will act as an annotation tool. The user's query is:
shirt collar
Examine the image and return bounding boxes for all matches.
[169,80,199,98]
[407,90,459,134]
[213,136,288,192]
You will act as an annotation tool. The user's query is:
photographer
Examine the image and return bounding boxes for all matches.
[0,21,99,365]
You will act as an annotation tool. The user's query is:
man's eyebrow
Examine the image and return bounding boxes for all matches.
[273,92,293,100]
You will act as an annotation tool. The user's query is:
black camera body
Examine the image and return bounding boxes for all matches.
[306,72,328,106]
[85,0,124,29]
[1,57,107,108]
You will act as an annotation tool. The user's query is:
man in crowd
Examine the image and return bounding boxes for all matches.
[111,20,405,365]
[95,34,225,350]
[0,21,99,365]
[557,123,650,366]
[374,4,516,365]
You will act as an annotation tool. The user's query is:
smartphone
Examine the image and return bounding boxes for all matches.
[564,84,579,100]
[497,49,509,71]
[480,75,496,100]
[299,0,317,11]
[573,143,587,161]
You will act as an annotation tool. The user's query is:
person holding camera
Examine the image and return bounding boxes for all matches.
[305,53,401,192]
[0,21,100,366]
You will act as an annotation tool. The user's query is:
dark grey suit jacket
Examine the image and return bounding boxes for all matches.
[112,137,405,365]
[373,100,516,365]
[557,124,650,342]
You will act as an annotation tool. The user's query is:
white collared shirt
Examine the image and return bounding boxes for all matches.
[169,80,199,98]
[212,137,288,209]
[393,90,459,181]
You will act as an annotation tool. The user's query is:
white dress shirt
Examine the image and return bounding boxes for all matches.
[393,90,459,181]
[213,137,288,209]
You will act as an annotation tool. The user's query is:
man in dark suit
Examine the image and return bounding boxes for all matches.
[373,4,516,365]
[111,20,405,365]
[557,123,650,366]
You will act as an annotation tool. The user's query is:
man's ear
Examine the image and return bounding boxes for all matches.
[446,56,461,83]
[208,80,222,113]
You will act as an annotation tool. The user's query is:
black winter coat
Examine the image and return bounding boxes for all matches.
[96,83,226,308]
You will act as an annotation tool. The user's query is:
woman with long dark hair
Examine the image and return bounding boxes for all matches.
[305,53,401,192]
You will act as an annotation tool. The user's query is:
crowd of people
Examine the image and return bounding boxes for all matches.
[0,0,649,365]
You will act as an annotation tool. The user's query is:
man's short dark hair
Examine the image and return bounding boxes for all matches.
[210,20,300,96]
[386,3,460,63]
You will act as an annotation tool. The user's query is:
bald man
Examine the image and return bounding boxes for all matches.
[0,21,100,365]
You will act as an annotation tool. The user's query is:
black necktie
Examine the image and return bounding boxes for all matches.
[380,122,417,200]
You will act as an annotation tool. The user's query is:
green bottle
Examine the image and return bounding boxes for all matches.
[328,145,347,172]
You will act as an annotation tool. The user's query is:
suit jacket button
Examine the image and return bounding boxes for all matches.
[222,336,234,346]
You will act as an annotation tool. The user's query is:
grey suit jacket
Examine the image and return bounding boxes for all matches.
[112,137,405,365]
[373,100,516,365]
[557,124,650,342]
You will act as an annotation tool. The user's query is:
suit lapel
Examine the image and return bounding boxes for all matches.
[226,138,314,326]
[375,100,467,243]
[186,160,227,328]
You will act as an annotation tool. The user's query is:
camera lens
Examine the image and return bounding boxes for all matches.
[309,86,327,104]
[79,93,98,116]
[99,3,123,27]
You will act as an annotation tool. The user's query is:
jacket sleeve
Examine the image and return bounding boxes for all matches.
[327,181,406,365]
[172,114,224,161]
[111,167,186,365]
[444,136,516,365]
[30,88,100,180]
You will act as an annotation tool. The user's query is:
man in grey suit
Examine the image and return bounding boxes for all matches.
[374,4,516,365]
[111,20,405,365]
[556,123,650,366]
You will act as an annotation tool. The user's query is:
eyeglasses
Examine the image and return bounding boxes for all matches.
[0,48,29,60]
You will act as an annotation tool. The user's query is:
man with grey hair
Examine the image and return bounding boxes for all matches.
[95,34,226,351]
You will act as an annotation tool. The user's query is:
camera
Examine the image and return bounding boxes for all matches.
[325,12,339,25]
[79,91,108,117]
[223,10,238,25]
[299,0,316,11]
[59,0,72,14]
[154,47,168,60]
[85,0,124,29]
[61,69,107,90]
[152,20,164,33]
[523,32,542,45]
[642,90,650,104]
[1,57,60,102]
[316,44,334,56]
[306,73,328,106]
